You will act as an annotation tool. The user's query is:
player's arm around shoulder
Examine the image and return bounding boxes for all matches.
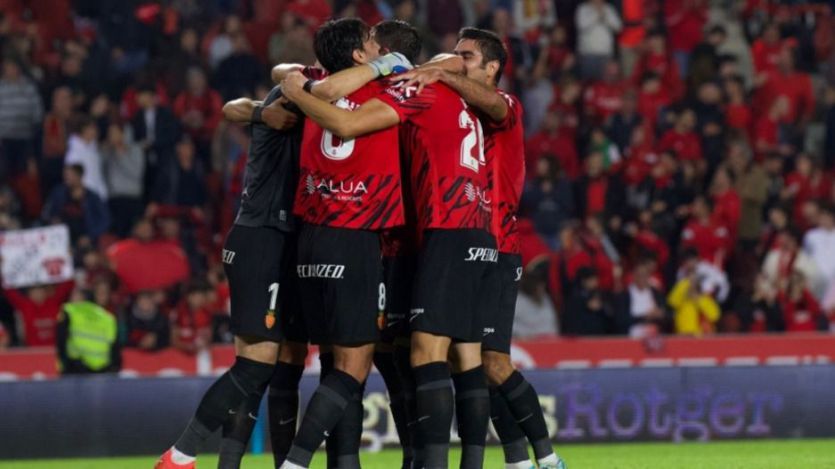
[281,71,400,139]
[222,98,299,131]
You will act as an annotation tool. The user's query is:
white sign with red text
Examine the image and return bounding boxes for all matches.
[0,225,73,289]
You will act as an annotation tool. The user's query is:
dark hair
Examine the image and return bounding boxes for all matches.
[67,163,85,177]
[314,18,370,73]
[457,27,507,84]
[373,20,421,64]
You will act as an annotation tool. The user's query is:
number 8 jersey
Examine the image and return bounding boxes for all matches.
[293,80,405,230]
[376,82,492,233]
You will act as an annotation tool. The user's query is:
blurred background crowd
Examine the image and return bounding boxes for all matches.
[1,0,835,354]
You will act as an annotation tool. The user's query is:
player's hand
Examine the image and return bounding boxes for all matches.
[262,98,299,130]
[397,67,445,94]
[367,52,413,78]
[281,71,308,101]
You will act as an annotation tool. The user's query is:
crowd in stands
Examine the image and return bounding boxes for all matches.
[1,0,834,352]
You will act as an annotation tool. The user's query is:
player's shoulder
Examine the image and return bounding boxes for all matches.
[497,89,523,112]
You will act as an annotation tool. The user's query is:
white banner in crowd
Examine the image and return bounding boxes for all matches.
[0,225,74,289]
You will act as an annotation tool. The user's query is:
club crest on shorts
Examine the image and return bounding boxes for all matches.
[377,310,386,330]
[265,310,276,329]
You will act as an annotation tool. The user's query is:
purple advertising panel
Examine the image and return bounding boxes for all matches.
[1,365,833,458]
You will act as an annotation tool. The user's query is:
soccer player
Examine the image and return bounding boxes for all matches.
[273,19,426,469]
[399,28,566,469]
[282,36,496,469]
[155,60,321,469]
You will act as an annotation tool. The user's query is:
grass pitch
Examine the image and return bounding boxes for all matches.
[1,440,834,468]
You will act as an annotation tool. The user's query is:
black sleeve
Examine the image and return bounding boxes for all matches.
[109,337,122,373]
[55,309,69,371]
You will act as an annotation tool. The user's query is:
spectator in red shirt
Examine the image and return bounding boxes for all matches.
[783,153,831,228]
[542,25,575,79]
[723,75,752,139]
[756,46,815,128]
[574,152,626,231]
[525,110,580,180]
[173,67,223,160]
[664,0,708,75]
[171,279,213,354]
[710,167,741,247]
[636,72,671,131]
[751,22,789,75]
[2,280,74,346]
[778,271,824,332]
[548,78,582,139]
[583,60,627,125]
[753,96,790,160]
[658,108,704,171]
[631,29,683,100]
[680,195,729,265]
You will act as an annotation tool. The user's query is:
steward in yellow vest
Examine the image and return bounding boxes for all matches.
[56,301,121,374]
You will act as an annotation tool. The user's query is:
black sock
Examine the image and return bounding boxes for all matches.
[452,366,489,469]
[175,357,274,457]
[328,382,364,469]
[394,347,419,469]
[413,362,453,469]
[286,370,362,467]
[268,362,304,467]
[374,351,412,467]
[489,387,529,464]
[499,371,553,461]
[218,392,262,469]
[319,353,341,468]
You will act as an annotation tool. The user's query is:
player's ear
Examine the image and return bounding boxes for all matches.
[352,48,367,65]
[487,60,500,80]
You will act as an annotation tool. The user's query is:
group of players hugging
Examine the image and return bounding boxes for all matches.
[155,16,566,469]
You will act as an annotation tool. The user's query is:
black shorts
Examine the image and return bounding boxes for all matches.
[410,229,499,343]
[297,224,384,346]
[223,225,305,343]
[482,253,522,353]
[380,254,417,344]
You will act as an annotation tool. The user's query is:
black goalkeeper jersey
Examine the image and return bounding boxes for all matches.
[234,85,302,232]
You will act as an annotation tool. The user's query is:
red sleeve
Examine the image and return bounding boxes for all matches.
[376,83,435,122]
[54,280,75,301]
[3,288,31,310]
[805,291,822,318]
[484,91,522,132]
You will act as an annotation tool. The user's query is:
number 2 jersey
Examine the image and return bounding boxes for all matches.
[376,82,491,234]
[293,80,405,230]
[482,90,525,254]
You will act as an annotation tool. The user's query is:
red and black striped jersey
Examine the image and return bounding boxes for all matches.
[376,82,491,234]
[293,80,404,230]
[482,90,525,254]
